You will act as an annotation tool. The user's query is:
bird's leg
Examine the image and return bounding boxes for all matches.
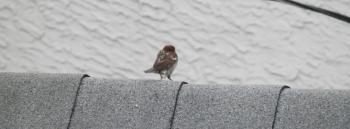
[166,70,173,81]
[160,71,166,80]
[167,75,172,81]
[160,74,165,80]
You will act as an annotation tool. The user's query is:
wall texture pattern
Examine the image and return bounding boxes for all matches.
[0,0,350,89]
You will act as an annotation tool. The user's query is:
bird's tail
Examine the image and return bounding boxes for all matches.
[144,68,156,73]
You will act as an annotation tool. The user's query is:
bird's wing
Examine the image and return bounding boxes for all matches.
[153,52,177,71]
[152,50,165,66]
[167,53,178,75]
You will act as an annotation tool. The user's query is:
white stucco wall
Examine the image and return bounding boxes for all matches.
[1,0,350,89]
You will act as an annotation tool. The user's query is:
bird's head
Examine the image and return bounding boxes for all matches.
[163,45,175,52]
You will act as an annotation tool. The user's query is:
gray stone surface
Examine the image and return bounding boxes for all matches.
[173,84,286,129]
[274,89,350,129]
[0,72,86,129]
[69,78,182,129]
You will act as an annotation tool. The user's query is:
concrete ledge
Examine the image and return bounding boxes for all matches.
[173,84,286,129]
[0,72,86,129]
[1,72,349,129]
[69,78,183,129]
[274,88,350,129]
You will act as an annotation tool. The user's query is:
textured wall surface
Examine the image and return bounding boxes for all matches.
[0,0,350,89]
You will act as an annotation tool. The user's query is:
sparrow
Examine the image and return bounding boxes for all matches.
[144,45,178,80]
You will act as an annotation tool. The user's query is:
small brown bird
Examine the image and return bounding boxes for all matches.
[144,45,178,80]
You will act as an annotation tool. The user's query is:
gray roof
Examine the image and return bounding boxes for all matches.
[173,84,287,129]
[0,72,349,129]
[0,72,87,129]
[274,88,350,129]
[69,78,184,129]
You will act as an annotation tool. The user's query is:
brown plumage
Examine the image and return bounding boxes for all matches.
[144,45,178,80]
